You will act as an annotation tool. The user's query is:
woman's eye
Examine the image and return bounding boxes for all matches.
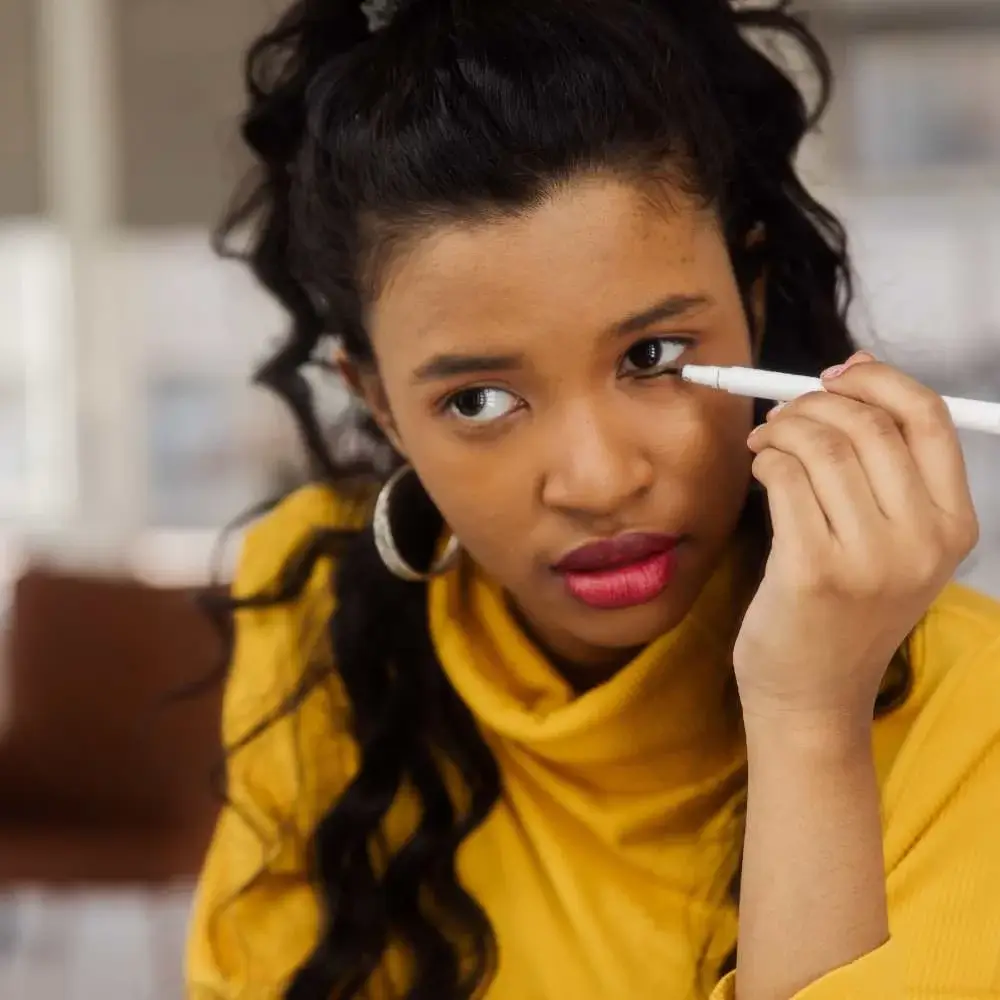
[446,386,520,424]
[619,337,688,378]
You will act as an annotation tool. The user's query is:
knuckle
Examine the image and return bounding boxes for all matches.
[751,450,778,478]
[850,559,889,596]
[950,511,981,554]
[814,428,853,465]
[861,408,898,441]
[914,391,951,431]
[784,548,833,594]
[854,577,884,600]
[965,514,982,550]
[841,542,897,591]
[900,521,965,584]
[909,547,946,587]
[798,568,830,597]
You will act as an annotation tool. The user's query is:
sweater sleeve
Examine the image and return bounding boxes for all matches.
[709,634,1000,1000]
[708,942,902,1000]
[185,488,362,999]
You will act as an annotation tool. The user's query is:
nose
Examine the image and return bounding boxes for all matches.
[541,403,654,521]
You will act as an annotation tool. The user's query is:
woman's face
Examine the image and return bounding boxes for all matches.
[361,176,757,671]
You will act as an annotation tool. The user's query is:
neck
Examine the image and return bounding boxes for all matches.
[549,648,641,694]
[505,594,642,693]
[429,551,751,805]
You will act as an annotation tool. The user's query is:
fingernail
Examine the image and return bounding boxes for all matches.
[821,350,875,380]
[747,425,762,445]
[766,402,787,420]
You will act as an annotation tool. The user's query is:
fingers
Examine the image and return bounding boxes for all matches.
[763,391,933,525]
[749,447,830,553]
[821,353,975,525]
[749,412,883,549]
[748,352,980,575]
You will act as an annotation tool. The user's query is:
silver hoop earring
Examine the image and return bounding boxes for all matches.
[373,465,461,582]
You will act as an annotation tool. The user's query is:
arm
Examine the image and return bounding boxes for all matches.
[709,635,1000,1000]
[737,721,888,1000]
[722,355,980,999]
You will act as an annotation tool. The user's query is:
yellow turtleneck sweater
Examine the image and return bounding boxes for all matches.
[186,486,1000,999]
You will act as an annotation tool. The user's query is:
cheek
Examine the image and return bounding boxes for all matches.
[398,429,527,553]
[652,392,754,508]
[653,386,753,454]
[705,397,756,517]
[703,394,755,477]
[716,393,757,451]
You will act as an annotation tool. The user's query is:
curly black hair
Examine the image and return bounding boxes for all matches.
[211,2,910,997]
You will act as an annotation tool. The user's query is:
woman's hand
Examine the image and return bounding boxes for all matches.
[733,352,980,1000]
[735,351,980,741]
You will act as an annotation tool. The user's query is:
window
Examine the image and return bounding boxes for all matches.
[147,376,262,528]
[131,231,296,529]
[0,389,28,514]
[847,33,1000,179]
[0,222,71,523]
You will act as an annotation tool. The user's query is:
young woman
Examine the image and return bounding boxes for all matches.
[186,2,1000,998]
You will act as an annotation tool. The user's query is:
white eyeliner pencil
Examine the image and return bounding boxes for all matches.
[681,365,1000,437]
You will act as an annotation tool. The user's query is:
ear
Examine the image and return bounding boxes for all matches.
[335,351,407,458]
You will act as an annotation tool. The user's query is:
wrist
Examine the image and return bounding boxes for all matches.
[742,706,874,764]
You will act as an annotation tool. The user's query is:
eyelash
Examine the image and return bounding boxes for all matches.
[617,335,692,379]
[440,335,693,426]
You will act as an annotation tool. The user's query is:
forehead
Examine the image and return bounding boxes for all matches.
[368,176,733,354]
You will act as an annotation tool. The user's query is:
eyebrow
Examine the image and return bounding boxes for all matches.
[611,293,713,336]
[410,292,714,384]
[412,352,525,383]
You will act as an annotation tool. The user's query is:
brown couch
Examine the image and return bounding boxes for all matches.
[0,567,224,884]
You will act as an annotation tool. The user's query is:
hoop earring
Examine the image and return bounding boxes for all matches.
[373,465,461,582]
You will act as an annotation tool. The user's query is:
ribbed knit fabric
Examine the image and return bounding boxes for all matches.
[187,486,1000,999]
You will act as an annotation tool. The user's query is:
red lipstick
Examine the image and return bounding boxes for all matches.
[553,533,681,610]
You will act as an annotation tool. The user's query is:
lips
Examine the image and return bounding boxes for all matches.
[552,533,682,611]
[553,533,681,574]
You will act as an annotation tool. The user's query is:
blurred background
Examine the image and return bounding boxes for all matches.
[0,0,998,996]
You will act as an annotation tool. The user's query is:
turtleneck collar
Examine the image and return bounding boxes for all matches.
[428,550,751,809]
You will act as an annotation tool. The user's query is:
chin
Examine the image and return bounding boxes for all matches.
[562,590,696,652]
